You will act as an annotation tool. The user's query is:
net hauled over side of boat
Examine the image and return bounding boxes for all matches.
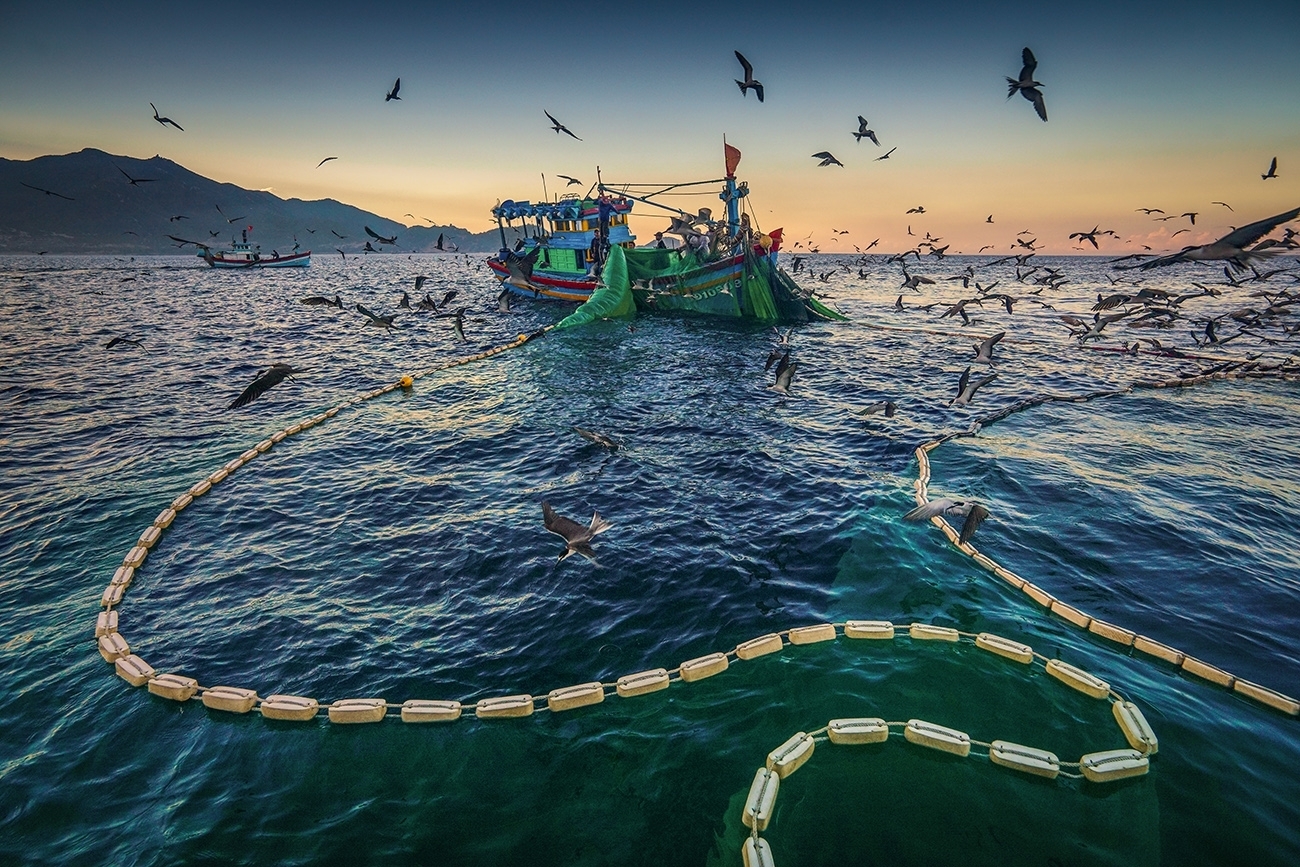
[553,244,637,329]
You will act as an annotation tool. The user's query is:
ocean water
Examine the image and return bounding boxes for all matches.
[0,250,1297,866]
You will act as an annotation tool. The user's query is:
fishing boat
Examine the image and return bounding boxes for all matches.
[487,144,843,324]
[201,228,310,268]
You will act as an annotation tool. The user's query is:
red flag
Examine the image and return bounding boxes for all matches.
[724,142,742,178]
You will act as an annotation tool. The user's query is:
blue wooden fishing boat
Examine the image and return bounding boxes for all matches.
[487,145,843,324]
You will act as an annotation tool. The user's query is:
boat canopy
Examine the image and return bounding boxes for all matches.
[492,198,632,222]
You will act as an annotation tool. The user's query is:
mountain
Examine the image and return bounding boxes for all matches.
[0,148,500,255]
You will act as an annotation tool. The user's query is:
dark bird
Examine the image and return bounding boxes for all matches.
[435,232,445,251]
[986,215,994,223]
[451,307,466,342]
[166,234,209,249]
[875,147,897,161]
[227,363,303,410]
[1182,212,1199,226]
[20,182,74,201]
[1136,208,1164,215]
[542,500,612,563]
[356,302,395,330]
[365,226,398,245]
[105,336,148,351]
[950,366,997,406]
[1212,201,1233,211]
[1006,47,1047,121]
[117,166,156,186]
[557,174,582,186]
[385,78,401,101]
[149,103,183,131]
[215,204,244,224]
[734,51,764,102]
[317,156,338,168]
[398,291,411,309]
[853,116,879,145]
[1262,157,1278,180]
[770,351,797,393]
[812,151,844,167]
[904,499,991,545]
[573,426,619,450]
[545,110,582,140]
[335,247,346,261]
[301,294,343,308]
[168,214,188,222]
[859,400,898,418]
[1131,206,1300,272]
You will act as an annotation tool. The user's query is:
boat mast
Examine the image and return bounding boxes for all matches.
[721,137,746,236]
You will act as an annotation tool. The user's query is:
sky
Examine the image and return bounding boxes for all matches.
[2,0,1297,255]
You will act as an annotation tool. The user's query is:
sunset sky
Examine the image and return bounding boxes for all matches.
[2,0,1296,254]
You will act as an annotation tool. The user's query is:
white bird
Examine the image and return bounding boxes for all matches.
[951,367,996,406]
[770,352,797,393]
[542,501,612,563]
[972,331,1005,364]
[903,499,991,544]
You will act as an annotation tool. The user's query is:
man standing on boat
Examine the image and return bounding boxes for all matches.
[589,227,607,273]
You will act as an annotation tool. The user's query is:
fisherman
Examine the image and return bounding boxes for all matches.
[654,232,666,249]
[589,227,606,272]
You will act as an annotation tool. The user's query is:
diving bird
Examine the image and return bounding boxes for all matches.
[365,226,397,245]
[770,351,797,393]
[1262,157,1278,180]
[1132,206,1300,271]
[542,500,612,563]
[300,294,343,308]
[903,499,991,545]
[451,308,466,342]
[20,182,74,201]
[972,331,1005,364]
[117,166,155,186]
[434,232,446,251]
[853,116,879,145]
[1006,47,1047,122]
[497,287,512,312]
[812,151,843,167]
[149,103,183,130]
[573,426,619,450]
[557,174,582,186]
[316,156,338,168]
[734,51,764,102]
[545,110,581,140]
[227,363,303,410]
[875,147,897,161]
[950,366,997,406]
[385,78,401,101]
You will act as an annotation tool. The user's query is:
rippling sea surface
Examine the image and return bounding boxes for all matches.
[1,251,1298,866]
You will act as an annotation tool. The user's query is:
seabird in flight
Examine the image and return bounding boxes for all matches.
[1006,47,1047,121]
[734,51,764,102]
[542,500,612,563]
[227,363,303,410]
[904,499,991,545]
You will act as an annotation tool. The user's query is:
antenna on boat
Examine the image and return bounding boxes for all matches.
[540,171,549,204]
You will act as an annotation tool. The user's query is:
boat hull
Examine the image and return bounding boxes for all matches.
[204,251,311,268]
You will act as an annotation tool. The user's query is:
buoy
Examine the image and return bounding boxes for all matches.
[742,836,776,867]
[95,609,118,637]
[1019,582,1056,608]
[844,620,895,640]
[475,694,535,719]
[188,479,211,497]
[153,508,176,530]
[679,652,729,683]
[788,624,836,645]
[240,448,259,463]
[827,717,889,745]
[324,407,340,418]
[399,375,414,389]
[1088,619,1136,646]
[1112,701,1158,754]
[766,732,815,778]
[400,700,462,723]
[97,632,130,662]
[259,694,320,721]
[1045,659,1110,699]
[1181,656,1235,688]
[735,633,784,660]
[616,668,670,698]
[111,565,134,588]
[546,682,605,712]
[993,566,1026,589]
[138,526,161,549]
[909,623,959,642]
[170,493,193,512]
[101,582,125,608]
[223,458,244,474]
[1080,749,1149,783]
[285,423,305,436]
[1050,600,1092,629]
[123,546,148,568]
[1133,635,1184,666]
[115,655,155,687]
[207,468,228,485]
[989,740,1060,779]
[904,719,971,757]
[255,439,274,453]
[741,768,779,831]
[148,673,198,702]
[328,698,388,724]
[975,632,1033,664]
[270,431,289,445]
[201,686,258,714]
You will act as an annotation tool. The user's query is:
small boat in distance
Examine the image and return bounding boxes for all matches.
[202,228,310,268]
[487,144,842,324]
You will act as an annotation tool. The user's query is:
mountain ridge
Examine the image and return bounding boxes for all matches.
[0,148,501,255]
